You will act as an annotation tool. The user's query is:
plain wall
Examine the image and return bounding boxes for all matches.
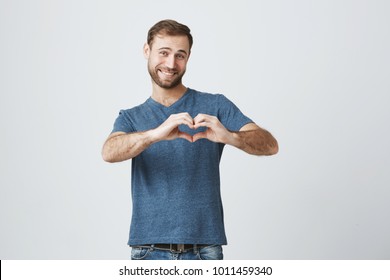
[1,0,389,259]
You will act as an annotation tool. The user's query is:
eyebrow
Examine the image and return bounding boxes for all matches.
[158,47,188,56]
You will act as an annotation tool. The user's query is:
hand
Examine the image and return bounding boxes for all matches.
[192,113,232,143]
[151,113,194,142]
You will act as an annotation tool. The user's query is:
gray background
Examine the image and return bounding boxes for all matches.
[1,0,389,259]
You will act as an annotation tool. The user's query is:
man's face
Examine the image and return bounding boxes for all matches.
[144,34,190,89]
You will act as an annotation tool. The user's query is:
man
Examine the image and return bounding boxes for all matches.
[102,19,278,260]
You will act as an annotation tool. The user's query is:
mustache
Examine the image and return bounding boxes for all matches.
[158,67,178,73]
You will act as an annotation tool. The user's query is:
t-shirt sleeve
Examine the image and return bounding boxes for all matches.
[217,94,253,131]
[111,110,135,134]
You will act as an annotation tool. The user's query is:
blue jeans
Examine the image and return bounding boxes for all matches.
[131,245,223,260]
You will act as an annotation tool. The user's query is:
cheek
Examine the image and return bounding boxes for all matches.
[177,61,188,70]
[148,58,162,69]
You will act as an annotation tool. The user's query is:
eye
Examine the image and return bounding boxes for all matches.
[159,51,168,56]
[176,54,186,60]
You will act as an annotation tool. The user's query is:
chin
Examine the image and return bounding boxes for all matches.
[156,78,182,89]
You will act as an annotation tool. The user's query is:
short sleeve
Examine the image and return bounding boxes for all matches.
[217,95,253,131]
[111,110,135,134]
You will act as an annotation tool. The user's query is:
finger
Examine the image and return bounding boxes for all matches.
[193,113,209,124]
[192,131,207,142]
[176,113,195,129]
[176,119,194,129]
[178,131,193,142]
[194,121,211,129]
[169,116,194,129]
[194,114,219,129]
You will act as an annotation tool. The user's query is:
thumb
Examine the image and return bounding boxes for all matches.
[192,131,207,142]
[178,131,194,142]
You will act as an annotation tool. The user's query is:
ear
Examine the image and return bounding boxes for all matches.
[143,43,150,59]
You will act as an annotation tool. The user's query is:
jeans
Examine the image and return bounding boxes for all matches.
[131,245,223,260]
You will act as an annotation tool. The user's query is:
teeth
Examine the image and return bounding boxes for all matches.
[161,71,174,76]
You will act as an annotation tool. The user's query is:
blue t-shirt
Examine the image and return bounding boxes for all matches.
[111,88,252,246]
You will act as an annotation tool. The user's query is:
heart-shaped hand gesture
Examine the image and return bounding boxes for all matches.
[151,112,232,144]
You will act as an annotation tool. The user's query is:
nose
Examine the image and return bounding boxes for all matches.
[165,54,176,69]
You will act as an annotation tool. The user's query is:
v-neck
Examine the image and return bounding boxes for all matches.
[147,88,192,110]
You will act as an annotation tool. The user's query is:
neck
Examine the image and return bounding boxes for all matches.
[151,83,188,107]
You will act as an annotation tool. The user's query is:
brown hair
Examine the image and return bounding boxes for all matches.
[147,19,193,50]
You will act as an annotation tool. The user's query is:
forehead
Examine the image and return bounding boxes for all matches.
[151,34,190,52]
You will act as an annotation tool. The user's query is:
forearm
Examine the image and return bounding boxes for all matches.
[103,113,196,162]
[102,131,155,163]
[229,128,279,156]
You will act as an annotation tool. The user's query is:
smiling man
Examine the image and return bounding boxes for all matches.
[102,19,278,260]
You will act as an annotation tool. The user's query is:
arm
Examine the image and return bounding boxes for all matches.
[192,114,278,156]
[102,131,155,163]
[232,123,279,156]
[102,112,194,163]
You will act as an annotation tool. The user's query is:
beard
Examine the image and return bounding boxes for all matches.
[148,62,186,89]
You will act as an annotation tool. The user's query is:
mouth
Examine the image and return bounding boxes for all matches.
[158,68,177,79]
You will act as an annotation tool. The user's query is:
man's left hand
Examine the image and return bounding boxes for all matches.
[192,113,232,144]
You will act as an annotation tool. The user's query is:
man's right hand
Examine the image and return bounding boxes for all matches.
[102,112,195,163]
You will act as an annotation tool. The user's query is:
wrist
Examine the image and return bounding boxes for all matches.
[145,129,159,145]
[226,130,241,147]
